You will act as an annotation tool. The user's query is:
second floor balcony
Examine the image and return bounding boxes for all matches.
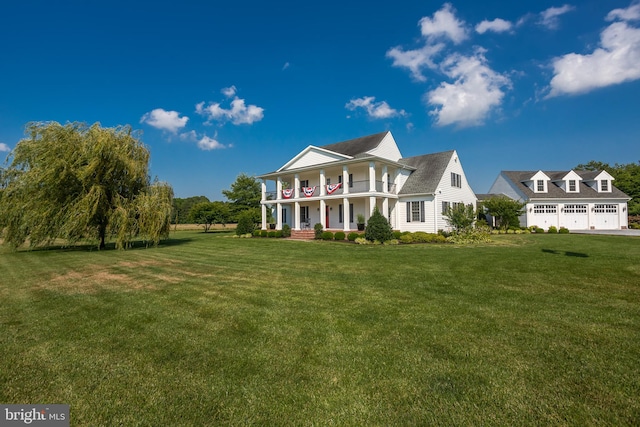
[264,180,397,201]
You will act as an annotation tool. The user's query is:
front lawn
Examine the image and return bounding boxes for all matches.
[1,232,638,425]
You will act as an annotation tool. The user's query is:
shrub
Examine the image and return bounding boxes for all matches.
[548,226,558,234]
[630,223,640,229]
[384,239,399,245]
[393,231,402,239]
[438,229,452,238]
[260,230,268,237]
[412,231,438,243]
[558,227,570,234]
[535,227,545,234]
[268,231,276,238]
[275,230,283,238]
[334,231,346,241]
[364,207,393,243]
[235,211,255,235]
[399,234,414,244]
[322,231,334,240]
[447,228,490,244]
[347,232,359,242]
[354,237,369,245]
[282,224,291,238]
[314,223,323,239]
[253,230,261,237]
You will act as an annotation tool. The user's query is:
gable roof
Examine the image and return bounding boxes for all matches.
[501,171,630,200]
[320,131,389,157]
[398,150,454,195]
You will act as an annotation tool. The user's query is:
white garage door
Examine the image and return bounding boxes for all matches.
[532,204,558,229]
[593,204,619,229]
[563,204,588,229]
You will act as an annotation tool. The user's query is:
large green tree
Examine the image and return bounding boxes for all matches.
[189,201,231,232]
[172,195,210,224]
[576,160,640,215]
[444,203,476,234]
[0,121,173,249]
[222,173,261,220]
[480,196,526,230]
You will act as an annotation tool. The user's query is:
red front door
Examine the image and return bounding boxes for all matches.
[326,206,330,228]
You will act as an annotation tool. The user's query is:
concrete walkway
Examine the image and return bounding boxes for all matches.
[571,229,640,237]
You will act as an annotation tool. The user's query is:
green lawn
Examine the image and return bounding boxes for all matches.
[1,232,639,426]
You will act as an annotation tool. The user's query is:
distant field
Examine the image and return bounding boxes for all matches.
[171,223,236,231]
[1,232,639,425]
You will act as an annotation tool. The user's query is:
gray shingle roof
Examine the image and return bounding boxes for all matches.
[397,150,454,195]
[320,131,389,157]
[501,171,630,200]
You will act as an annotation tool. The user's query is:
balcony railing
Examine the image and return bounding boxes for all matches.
[265,181,397,201]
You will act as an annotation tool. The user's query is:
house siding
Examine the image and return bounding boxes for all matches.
[367,132,402,162]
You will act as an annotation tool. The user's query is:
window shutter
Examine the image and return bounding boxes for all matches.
[406,202,411,222]
[420,201,425,222]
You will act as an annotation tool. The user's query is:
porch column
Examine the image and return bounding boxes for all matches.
[342,166,349,195]
[382,166,388,194]
[320,169,326,196]
[382,198,389,223]
[320,199,326,229]
[294,174,300,199]
[343,197,350,232]
[277,202,282,230]
[369,161,376,192]
[276,177,282,200]
[261,179,267,230]
[294,201,301,230]
[369,196,376,217]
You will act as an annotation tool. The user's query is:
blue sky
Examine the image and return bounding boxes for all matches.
[1,0,639,199]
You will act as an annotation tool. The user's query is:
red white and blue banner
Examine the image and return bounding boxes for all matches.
[326,183,342,194]
[302,186,316,197]
[282,188,294,199]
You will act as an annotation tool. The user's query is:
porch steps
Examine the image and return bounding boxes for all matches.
[289,230,315,240]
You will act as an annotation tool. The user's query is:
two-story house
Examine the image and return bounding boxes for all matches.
[257,131,477,235]
[487,170,631,230]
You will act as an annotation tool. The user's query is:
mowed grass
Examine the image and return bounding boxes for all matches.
[1,232,639,426]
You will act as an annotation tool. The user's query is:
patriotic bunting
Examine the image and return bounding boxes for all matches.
[302,186,316,197]
[326,183,342,194]
[282,188,294,199]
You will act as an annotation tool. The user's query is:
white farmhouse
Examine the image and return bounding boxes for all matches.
[257,131,476,237]
[487,170,631,230]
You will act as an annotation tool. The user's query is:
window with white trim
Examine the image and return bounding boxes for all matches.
[594,204,617,213]
[451,172,462,188]
[564,204,587,214]
[406,201,425,222]
[300,206,309,223]
[534,204,556,214]
[569,180,576,192]
[601,180,609,192]
[537,180,545,192]
[338,204,343,223]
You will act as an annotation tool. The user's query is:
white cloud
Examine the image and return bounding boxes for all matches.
[427,51,511,127]
[548,12,640,97]
[386,43,445,81]
[539,4,575,30]
[476,18,512,34]
[198,135,228,150]
[419,3,468,44]
[0,142,10,152]
[196,97,264,125]
[345,96,406,119]
[282,62,290,70]
[221,85,237,98]
[140,108,189,133]
[606,2,640,22]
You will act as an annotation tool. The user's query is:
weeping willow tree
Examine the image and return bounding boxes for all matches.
[0,121,173,250]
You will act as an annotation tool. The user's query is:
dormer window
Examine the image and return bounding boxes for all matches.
[537,180,545,192]
[601,179,609,192]
[569,180,576,192]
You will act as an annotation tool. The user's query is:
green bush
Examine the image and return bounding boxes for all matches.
[629,223,640,229]
[534,227,545,234]
[548,226,558,234]
[314,223,323,239]
[558,227,570,234]
[384,239,399,245]
[412,231,438,243]
[253,230,261,237]
[347,232,359,241]
[399,234,413,244]
[235,211,255,235]
[322,231,334,240]
[393,231,402,239]
[334,231,346,241]
[354,237,369,245]
[260,230,268,237]
[438,229,452,238]
[267,231,276,238]
[364,207,393,243]
[275,230,283,238]
[282,224,291,237]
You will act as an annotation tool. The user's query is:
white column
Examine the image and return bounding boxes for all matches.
[343,197,350,232]
[369,161,376,192]
[294,201,301,230]
[342,166,349,195]
[382,165,388,194]
[382,198,389,222]
[320,200,326,229]
[261,179,267,230]
[276,177,282,200]
[261,204,267,230]
[294,174,300,199]
[277,202,282,230]
[320,169,326,196]
[261,179,266,202]
[369,196,376,217]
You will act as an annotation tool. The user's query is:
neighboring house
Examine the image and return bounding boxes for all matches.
[487,170,631,230]
[257,131,476,233]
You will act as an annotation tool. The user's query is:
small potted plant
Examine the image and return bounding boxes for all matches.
[357,213,366,231]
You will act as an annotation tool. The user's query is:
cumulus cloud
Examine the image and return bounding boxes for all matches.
[476,18,513,34]
[345,97,406,119]
[140,108,189,133]
[198,135,228,150]
[386,44,445,81]
[0,142,10,152]
[539,4,575,29]
[548,5,640,97]
[221,85,237,98]
[196,97,264,125]
[419,3,468,44]
[426,50,511,127]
